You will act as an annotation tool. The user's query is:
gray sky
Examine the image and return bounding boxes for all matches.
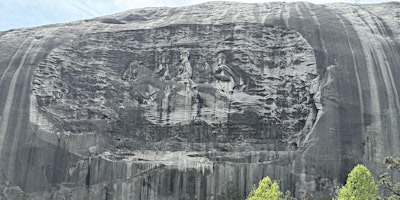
[0,0,397,31]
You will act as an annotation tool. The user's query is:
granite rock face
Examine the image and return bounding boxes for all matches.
[0,1,400,199]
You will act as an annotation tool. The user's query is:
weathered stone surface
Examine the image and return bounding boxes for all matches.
[0,1,399,199]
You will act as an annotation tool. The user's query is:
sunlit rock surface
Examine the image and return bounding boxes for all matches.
[0,1,399,199]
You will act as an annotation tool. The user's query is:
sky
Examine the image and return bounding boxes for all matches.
[0,0,397,31]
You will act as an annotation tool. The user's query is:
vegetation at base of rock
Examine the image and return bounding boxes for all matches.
[281,191,297,200]
[246,156,400,199]
[247,176,281,200]
[379,154,400,199]
[247,176,296,200]
[334,164,378,200]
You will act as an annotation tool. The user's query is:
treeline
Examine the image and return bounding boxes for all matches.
[219,154,400,200]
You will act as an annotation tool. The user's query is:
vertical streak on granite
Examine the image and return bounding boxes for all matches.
[0,38,36,173]
[329,3,400,179]
[286,4,367,197]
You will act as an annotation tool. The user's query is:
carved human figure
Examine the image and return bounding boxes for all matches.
[177,50,192,80]
[177,50,196,91]
[213,52,243,93]
[155,52,170,80]
[195,55,212,83]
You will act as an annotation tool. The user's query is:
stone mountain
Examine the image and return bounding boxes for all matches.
[0,1,399,199]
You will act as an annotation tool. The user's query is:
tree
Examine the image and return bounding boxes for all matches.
[379,154,400,199]
[247,176,282,200]
[336,164,378,200]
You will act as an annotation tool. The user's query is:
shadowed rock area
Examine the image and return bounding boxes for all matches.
[0,1,399,199]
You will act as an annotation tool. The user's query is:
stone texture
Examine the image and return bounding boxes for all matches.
[0,1,399,199]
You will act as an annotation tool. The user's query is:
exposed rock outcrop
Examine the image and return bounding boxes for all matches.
[0,1,399,199]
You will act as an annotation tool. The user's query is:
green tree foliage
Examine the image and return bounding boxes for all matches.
[379,154,400,199]
[247,176,297,200]
[247,176,282,200]
[336,164,378,200]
